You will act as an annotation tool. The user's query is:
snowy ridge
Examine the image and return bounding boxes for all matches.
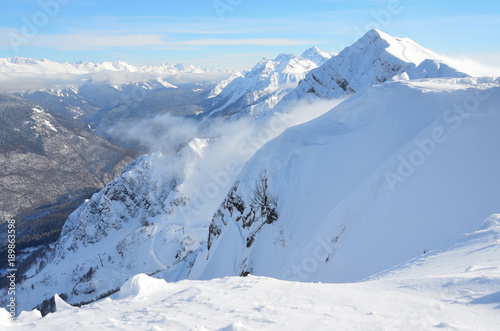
[203,52,318,118]
[193,77,500,282]
[279,29,470,106]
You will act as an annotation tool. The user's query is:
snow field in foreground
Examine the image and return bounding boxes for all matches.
[3,214,500,330]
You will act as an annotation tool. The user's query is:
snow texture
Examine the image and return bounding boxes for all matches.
[4,213,500,330]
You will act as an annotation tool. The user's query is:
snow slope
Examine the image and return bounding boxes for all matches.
[193,77,500,283]
[202,53,318,118]
[4,213,500,330]
[279,29,470,106]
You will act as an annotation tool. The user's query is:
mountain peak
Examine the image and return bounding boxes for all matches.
[349,29,394,53]
[349,29,441,66]
[274,53,296,63]
[281,30,463,102]
[301,46,333,66]
[301,46,322,54]
[356,29,401,46]
[6,56,38,65]
[363,28,390,39]
[203,51,317,118]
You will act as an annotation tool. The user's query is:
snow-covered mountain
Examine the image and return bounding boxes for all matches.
[14,76,500,315]
[4,94,331,314]
[192,77,500,282]
[201,52,319,118]
[280,29,471,105]
[0,57,233,150]
[6,145,207,313]
[300,46,336,66]
[6,30,500,324]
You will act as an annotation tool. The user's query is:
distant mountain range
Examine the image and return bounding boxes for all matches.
[0,57,229,76]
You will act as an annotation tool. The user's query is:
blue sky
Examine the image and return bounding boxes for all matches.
[1,0,499,70]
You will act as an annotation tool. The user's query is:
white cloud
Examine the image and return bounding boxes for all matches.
[164,38,314,47]
[0,28,314,51]
[34,33,165,50]
[440,54,500,77]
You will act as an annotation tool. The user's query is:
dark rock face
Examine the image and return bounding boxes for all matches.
[0,93,137,253]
